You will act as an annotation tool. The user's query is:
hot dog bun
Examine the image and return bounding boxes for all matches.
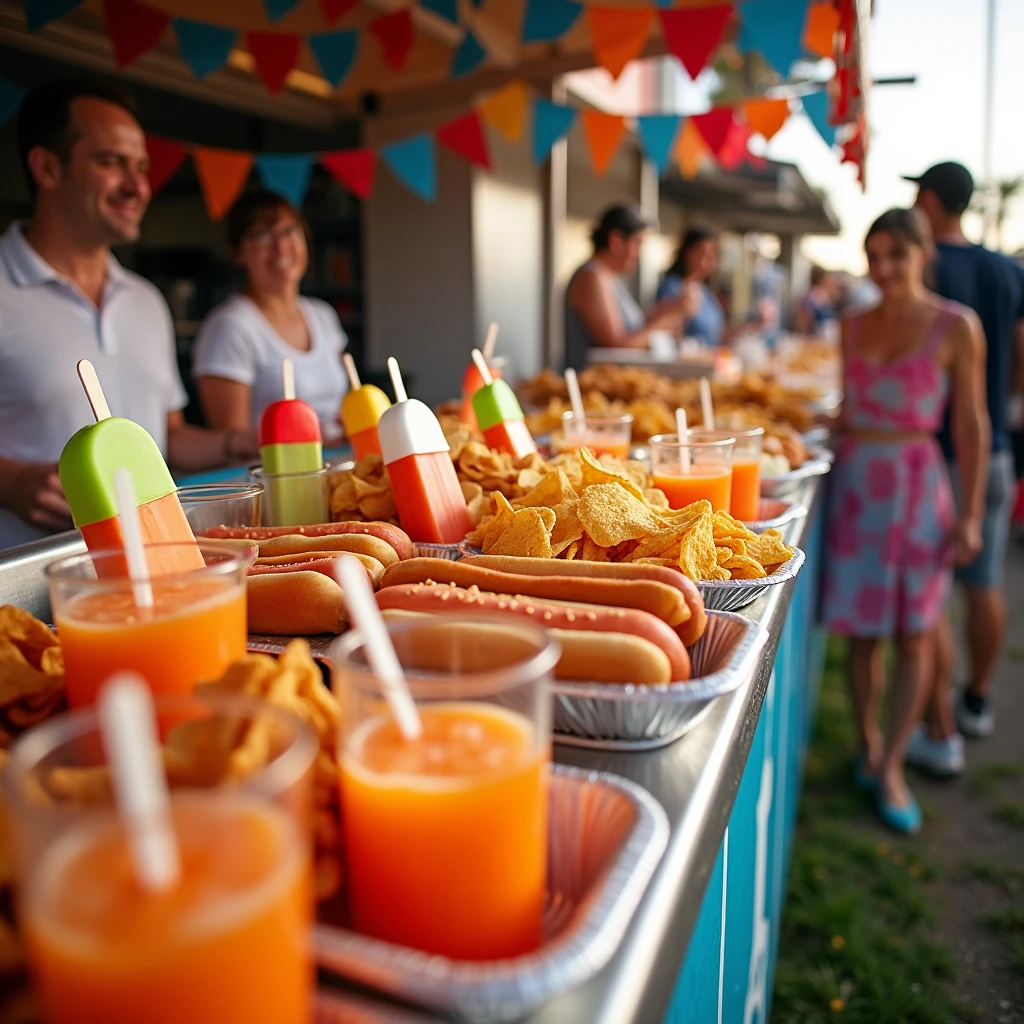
[247,571,348,635]
[250,551,385,587]
[201,522,414,561]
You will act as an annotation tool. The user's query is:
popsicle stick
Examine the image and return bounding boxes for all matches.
[387,357,408,404]
[98,673,181,892]
[565,368,585,421]
[342,352,361,391]
[676,407,691,473]
[699,377,715,429]
[77,359,111,422]
[114,468,153,609]
[333,555,422,741]
[482,322,499,361]
[470,348,494,386]
[282,358,296,401]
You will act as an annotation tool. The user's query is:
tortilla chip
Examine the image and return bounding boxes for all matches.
[515,470,577,510]
[723,553,768,579]
[745,528,794,567]
[578,448,645,500]
[488,506,553,558]
[577,483,663,548]
[550,498,584,556]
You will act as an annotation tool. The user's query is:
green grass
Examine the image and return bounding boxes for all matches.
[969,762,1023,797]
[774,636,975,1023]
[994,802,1024,829]
[963,858,1024,891]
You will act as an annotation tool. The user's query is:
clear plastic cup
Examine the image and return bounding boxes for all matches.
[689,427,764,521]
[556,413,634,460]
[649,433,735,512]
[248,466,329,527]
[177,483,263,533]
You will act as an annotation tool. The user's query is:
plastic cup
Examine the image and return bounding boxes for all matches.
[649,433,735,511]
[46,541,255,709]
[177,483,263,533]
[249,466,329,527]
[332,616,559,960]
[3,693,316,1024]
[690,427,764,521]
[555,413,634,460]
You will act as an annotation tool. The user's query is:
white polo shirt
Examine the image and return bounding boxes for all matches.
[0,222,187,549]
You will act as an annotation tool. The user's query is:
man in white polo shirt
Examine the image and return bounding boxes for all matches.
[0,78,258,549]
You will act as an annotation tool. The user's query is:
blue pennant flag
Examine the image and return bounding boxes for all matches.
[256,155,314,209]
[309,30,358,88]
[532,99,576,164]
[24,0,82,31]
[451,30,486,78]
[522,0,582,43]
[173,19,236,79]
[738,0,808,78]
[654,0,674,6]
[421,0,458,24]
[0,77,25,129]
[802,90,836,148]
[263,0,300,22]
[381,134,436,202]
[636,115,681,176]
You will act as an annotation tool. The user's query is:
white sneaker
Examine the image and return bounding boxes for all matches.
[905,724,966,777]
[957,695,995,738]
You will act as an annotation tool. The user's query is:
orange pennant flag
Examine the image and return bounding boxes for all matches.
[589,6,654,80]
[581,110,626,176]
[193,148,253,221]
[477,81,529,143]
[743,98,790,141]
[804,0,840,59]
[675,119,708,180]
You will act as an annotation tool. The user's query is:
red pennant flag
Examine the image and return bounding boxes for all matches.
[321,149,377,199]
[369,9,414,70]
[659,5,732,81]
[691,107,734,156]
[436,111,491,170]
[589,7,654,80]
[245,31,301,94]
[717,120,751,171]
[102,0,169,68]
[145,135,187,195]
[320,0,358,25]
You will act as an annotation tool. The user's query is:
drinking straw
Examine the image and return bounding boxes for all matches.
[98,673,181,891]
[387,357,409,403]
[113,468,154,609]
[470,348,494,386]
[334,554,422,741]
[676,408,691,473]
[565,368,585,422]
[282,358,295,401]
[482,322,499,361]
[342,352,361,391]
[700,376,715,429]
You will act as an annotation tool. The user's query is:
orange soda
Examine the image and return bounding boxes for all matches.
[729,460,762,521]
[654,467,733,511]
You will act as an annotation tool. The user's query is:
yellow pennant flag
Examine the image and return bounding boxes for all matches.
[477,81,529,143]
[675,118,708,180]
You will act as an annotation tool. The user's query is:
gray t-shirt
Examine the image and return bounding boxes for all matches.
[564,260,645,372]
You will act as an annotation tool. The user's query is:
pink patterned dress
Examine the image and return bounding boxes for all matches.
[822,306,957,637]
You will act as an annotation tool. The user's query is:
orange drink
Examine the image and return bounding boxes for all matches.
[730,460,762,521]
[654,467,732,511]
[556,413,633,460]
[650,433,736,512]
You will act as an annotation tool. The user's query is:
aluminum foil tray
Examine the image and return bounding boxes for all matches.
[742,498,807,533]
[760,446,833,498]
[315,766,669,1022]
[698,546,805,612]
[413,542,462,561]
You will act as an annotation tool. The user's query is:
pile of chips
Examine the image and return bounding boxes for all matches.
[466,449,794,581]
[0,607,66,748]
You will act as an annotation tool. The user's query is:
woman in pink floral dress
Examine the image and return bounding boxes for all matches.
[823,208,988,834]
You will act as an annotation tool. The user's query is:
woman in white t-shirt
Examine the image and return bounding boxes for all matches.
[193,190,348,433]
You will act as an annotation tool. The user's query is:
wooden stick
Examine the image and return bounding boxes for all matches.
[342,352,361,391]
[470,348,494,385]
[77,360,111,422]
[482,322,499,361]
[676,407,691,473]
[282,358,296,401]
[387,357,408,403]
[699,377,715,430]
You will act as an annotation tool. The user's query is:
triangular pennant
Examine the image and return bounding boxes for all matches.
[320,0,357,25]
[581,110,625,177]
[451,29,487,78]
[0,77,25,129]
[743,97,790,141]
[263,0,299,22]
[24,0,82,31]
[102,0,169,68]
[521,0,582,43]
[245,31,301,93]
[738,0,808,78]
[804,0,840,59]
[674,118,707,179]
[193,148,253,221]
[717,120,751,171]
[173,19,235,78]
[636,114,681,176]
[370,9,414,70]
[802,89,835,147]
[309,29,358,87]
[659,5,732,81]
[381,134,436,202]
[421,0,458,23]
[256,154,313,208]
[436,111,491,169]
[588,7,654,80]
[691,107,734,156]
[321,149,376,199]
[477,80,529,143]
[532,99,576,164]
[145,135,187,195]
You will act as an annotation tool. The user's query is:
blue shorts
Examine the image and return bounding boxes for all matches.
[948,450,1015,588]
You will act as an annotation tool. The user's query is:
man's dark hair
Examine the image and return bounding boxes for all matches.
[809,265,828,287]
[16,77,138,197]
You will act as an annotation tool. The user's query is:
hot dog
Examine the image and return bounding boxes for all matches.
[375,583,691,683]
[250,551,385,588]
[200,522,414,561]
[247,572,348,635]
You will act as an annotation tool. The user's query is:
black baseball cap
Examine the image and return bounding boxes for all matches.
[902,161,974,214]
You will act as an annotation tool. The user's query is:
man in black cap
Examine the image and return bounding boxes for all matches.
[903,161,1024,773]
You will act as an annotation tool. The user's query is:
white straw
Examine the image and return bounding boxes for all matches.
[676,407,691,473]
[482,322,499,361]
[282,358,296,401]
[699,377,715,429]
[470,348,494,385]
[98,673,181,892]
[333,555,421,741]
[114,468,153,609]
[387,357,408,404]
[342,352,361,391]
[565,368,585,421]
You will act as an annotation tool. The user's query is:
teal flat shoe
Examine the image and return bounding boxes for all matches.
[876,789,922,835]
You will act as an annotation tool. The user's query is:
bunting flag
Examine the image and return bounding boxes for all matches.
[309,29,358,87]
[659,5,732,81]
[478,81,529,143]
[381,134,436,202]
[580,110,625,177]
[738,0,808,78]
[263,0,300,22]
[717,119,751,171]
[245,31,301,93]
[451,30,487,78]
[102,0,169,68]
[636,114,681,176]
[256,154,313,208]
[421,0,458,23]
[145,135,187,195]
[436,111,491,169]
[589,6,654,80]
[321,149,376,199]
[675,117,708,179]
[522,0,582,44]
[193,148,253,221]
[691,107,734,156]
[173,19,235,79]
[0,77,25,130]
[531,99,576,164]
[743,97,790,141]
[24,0,82,31]
[370,9,414,70]
[804,0,840,59]
[802,89,835,147]
[320,0,357,25]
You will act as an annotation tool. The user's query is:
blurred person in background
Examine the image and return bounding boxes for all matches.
[795,265,840,336]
